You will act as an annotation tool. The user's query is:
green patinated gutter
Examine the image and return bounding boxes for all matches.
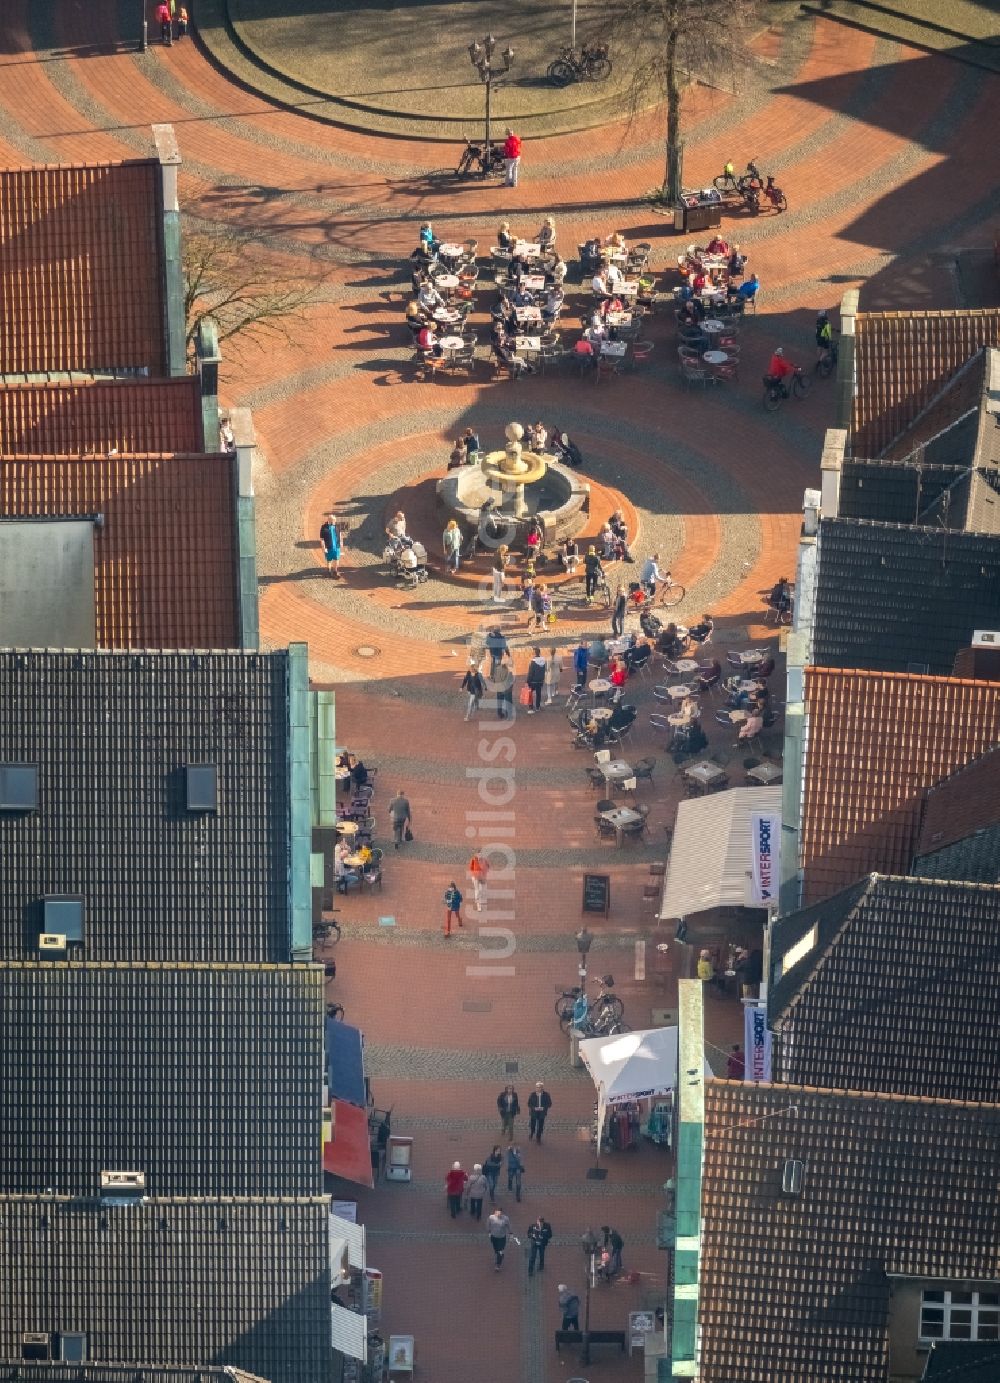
[309,689,337,828]
[287,642,312,961]
[671,978,704,1378]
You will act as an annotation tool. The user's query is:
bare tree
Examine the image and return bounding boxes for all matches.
[601,0,758,201]
[182,228,323,360]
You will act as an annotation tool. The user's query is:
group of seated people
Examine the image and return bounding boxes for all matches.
[496,218,568,284]
[676,236,758,314]
[334,752,379,890]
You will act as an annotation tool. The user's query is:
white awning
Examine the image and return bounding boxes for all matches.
[659,786,782,919]
[329,1211,366,1287]
[331,1301,368,1362]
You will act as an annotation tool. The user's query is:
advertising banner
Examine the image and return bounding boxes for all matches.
[744,1002,772,1082]
[749,812,781,907]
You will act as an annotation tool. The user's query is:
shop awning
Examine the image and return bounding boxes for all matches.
[659,786,782,920]
[329,1210,366,1287]
[324,1099,374,1189]
[579,1027,685,1150]
[331,1299,368,1363]
[327,1017,367,1106]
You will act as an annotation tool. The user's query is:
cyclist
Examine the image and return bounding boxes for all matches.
[640,552,667,600]
[767,346,798,397]
[815,310,833,365]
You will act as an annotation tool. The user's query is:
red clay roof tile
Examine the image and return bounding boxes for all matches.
[0,453,239,648]
[852,311,1000,457]
[0,378,202,455]
[801,667,1000,904]
[0,160,165,375]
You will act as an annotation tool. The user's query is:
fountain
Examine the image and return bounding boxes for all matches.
[480,422,549,519]
[436,422,590,545]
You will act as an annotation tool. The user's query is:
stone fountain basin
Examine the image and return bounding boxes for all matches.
[436,457,590,544]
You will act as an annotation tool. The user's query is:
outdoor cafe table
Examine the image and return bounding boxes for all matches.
[606,311,633,327]
[600,805,644,845]
[431,306,461,325]
[335,820,359,836]
[590,707,614,723]
[601,340,628,358]
[514,306,543,325]
[438,242,464,259]
[735,649,767,665]
[665,683,695,700]
[684,760,727,789]
[702,319,725,334]
[675,659,699,674]
[515,336,541,353]
[599,759,634,785]
[433,273,459,291]
[521,273,546,291]
[344,852,370,868]
[615,280,639,296]
[737,679,759,694]
[439,336,465,356]
[704,350,729,366]
[589,678,612,702]
[514,240,542,258]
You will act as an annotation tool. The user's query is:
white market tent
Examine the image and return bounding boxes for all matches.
[579,1027,680,1146]
[658,785,782,920]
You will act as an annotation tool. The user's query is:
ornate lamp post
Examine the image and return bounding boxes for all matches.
[467,34,514,175]
[575,926,594,982]
[580,1227,600,1364]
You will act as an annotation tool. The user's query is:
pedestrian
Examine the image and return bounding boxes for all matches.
[601,1224,624,1275]
[497,1083,520,1142]
[445,1161,467,1218]
[527,1215,552,1275]
[319,512,342,578]
[558,1284,581,1331]
[468,849,490,908]
[462,662,486,720]
[443,518,462,573]
[528,1081,552,1143]
[467,1163,489,1221]
[544,645,562,705]
[727,1043,745,1080]
[156,0,172,43]
[488,1207,511,1270]
[388,788,412,850]
[506,1142,524,1194]
[495,663,515,720]
[526,647,546,713]
[697,948,715,983]
[573,639,590,687]
[503,127,522,187]
[443,880,464,936]
[611,583,627,638]
[584,545,603,603]
[485,627,509,679]
[529,584,545,632]
[175,4,189,36]
[492,544,510,602]
[483,1144,503,1202]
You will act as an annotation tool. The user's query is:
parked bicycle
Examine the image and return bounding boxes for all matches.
[547,42,612,86]
[763,367,811,412]
[556,974,626,1034]
[313,914,341,944]
[816,337,839,379]
[454,135,506,179]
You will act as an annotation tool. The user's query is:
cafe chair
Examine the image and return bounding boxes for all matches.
[595,798,616,815]
[597,816,619,842]
[620,817,647,844]
[595,357,620,385]
[362,848,384,892]
[649,713,672,736]
[634,757,656,784]
[679,359,713,390]
[715,708,736,726]
[566,683,587,712]
[629,341,655,370]
[585,766,605,789]
[594,749,612,765]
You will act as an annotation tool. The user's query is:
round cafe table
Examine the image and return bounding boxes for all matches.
[702,319,725,334]
[438,242,464,258]
[335,820,358,835]
[704,350,729,366]
[590,707,614,723]
[434,274,459,290]
[589,678,612,701]
[439,336,464,353]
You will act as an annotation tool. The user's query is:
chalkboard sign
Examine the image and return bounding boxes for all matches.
[582,873,611,918]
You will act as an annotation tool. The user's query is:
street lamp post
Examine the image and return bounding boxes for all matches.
[575,926,594,982]
[467,34,514,175]
[581,1228,599,1364]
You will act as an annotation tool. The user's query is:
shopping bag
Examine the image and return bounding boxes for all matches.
[519,685,533,707]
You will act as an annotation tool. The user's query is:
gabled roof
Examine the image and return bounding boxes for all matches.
[0,1196,332,1383]
[880,349,988,462]
[923,1343,1000,1381]
[699,1081,1000,1383]
[0,160,166,376]
[768,876,1000,1101]
[0,650,292,962]
[800,667,1000,905]
[6,1364,270,1383]
[852,311,1000,457]
[0,378,203,455]
[913,746,1000,884]
[0,452,239,648]
[812,518,1000,674]
[837,461,1000,534]
[0,962,323,1196]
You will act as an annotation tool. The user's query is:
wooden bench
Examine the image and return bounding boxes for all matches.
[554,1329,627,1354]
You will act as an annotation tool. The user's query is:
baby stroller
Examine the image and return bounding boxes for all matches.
[550,430,585,468]
[383,535,429,586]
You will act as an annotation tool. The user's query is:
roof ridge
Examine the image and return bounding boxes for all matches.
[923,742,1000,797]
[857,308,1000,322]
[0,157,159,174]
[0,1193,330,1205]
[709,1077,1000,1112]
[806,665,1000,688]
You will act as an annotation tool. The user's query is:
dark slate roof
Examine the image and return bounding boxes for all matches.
[0,651,291,962]
[2,1367,269,1383]
[838,458,970,525]
[699,1082,1000,1383]
[916,827,1000,885]
[768,876,1000,1102]
[880,348,988,463]
[812,518,1000,674]
[0,962,323,1197]
[914,746,1000,884]
[0,1196,331,1383]
[922,1343,1000,1381]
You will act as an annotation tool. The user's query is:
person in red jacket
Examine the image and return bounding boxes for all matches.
[503,128,522,187]
[445,1161,468,1218]
[767,347,797,395]
[156,2,172,44]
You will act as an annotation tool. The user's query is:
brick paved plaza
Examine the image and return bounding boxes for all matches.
[2,2,997,1379]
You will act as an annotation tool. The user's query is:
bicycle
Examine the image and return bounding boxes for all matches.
[763,368,810,412]
[454,135,506,179]
[568,570,612,609]
[815,338,839,379]
[557,974,625,1033]
[313,918,341,944]
[651,576,686,609]
[547,43,612,86]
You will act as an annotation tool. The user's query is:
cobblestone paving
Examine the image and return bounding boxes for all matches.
[2,4,995,1377]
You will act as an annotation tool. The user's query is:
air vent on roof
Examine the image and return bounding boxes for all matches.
[185,764,218,812]
[99,1170,146,1205]
[0,763,38,811]
[782,1159,804,1196]
[21,1335,51,1361]
[38,934,67,954]
[972,630,1000,647]
[42,897,84,943]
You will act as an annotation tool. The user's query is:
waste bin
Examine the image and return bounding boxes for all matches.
[673,199,722,234]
